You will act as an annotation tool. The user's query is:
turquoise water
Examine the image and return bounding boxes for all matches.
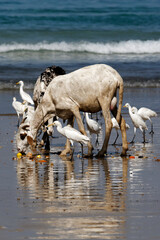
[0,0,160,88]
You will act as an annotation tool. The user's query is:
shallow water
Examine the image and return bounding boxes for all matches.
[0,88,160,239]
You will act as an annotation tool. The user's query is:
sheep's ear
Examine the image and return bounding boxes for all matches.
[27,136,34,146]
[22,124,30,131]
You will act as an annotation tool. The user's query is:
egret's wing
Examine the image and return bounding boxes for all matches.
[22,91,34,104]
[138,107,157,118]
[87,119,101,132]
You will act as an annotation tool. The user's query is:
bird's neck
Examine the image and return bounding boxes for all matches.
[20,84,23,92]
[85,113,89,121]
[56,124,63,135]
[128,105,133,117]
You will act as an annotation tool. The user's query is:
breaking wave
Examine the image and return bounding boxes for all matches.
[0,78,160,90]
[0,39,160,54]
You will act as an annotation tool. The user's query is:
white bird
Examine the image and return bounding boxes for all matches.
[12,97,26,126]
[85,112,101,145]
[132,106,157,134]
[111,117,130,145]
[50,120,90,157]
[16,80,34,105]
[124,103,148,143]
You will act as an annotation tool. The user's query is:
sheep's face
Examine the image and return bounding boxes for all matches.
[16,123,30,154]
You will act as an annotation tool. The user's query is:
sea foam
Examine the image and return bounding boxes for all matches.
[0,40,160,54]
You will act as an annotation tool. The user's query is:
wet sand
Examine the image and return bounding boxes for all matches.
[0,88,160,240]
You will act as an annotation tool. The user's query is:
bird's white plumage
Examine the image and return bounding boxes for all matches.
[85,112,101,134]
[136,107,157,120]
[12,97,27,126]
[132,106,157,133]
[124,103,148,142]
[12,97,26,116]
[16,80,34,105]
[52,120,90,146]
[126,123,130,130]
[111,117,130,144]
[125,103,148,131]
[111,117,120,130]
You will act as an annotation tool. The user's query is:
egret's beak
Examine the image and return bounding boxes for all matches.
[123,105,127,108]
[47,123,55,127]
[16,82,20,85]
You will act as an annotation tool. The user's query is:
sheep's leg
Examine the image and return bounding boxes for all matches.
[43,131,50,150]
[60,117,73,156]
[72,107,93,156]
[97,97,112,157]
[111,106,128,156]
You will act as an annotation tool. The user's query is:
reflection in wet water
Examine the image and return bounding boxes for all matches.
[16,153,129,239]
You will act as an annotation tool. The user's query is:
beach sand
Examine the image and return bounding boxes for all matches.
[0,87,160,240]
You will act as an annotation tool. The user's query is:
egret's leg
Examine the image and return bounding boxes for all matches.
[96,112,98,121]
[142,130,146,143]
[130,127,136,143]
[112,130,119,145]
[80,143,84,158]
[95,134,99,146]
[149,119,154,134]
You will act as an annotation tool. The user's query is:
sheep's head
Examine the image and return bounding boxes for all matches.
[40,66,66,87]
[16,123,36,154]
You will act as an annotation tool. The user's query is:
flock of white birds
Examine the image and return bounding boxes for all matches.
[12,81,34,126]
[12,80,158,155]
[124,103,157,143]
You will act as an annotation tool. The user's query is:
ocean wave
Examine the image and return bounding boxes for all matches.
[0,79,159,90]
[0,40,160,54]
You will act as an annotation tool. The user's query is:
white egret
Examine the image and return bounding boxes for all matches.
[12,97,26,126]
[132,106,157,134]
[111,117,130,145]
[124,103,148,143]
[16,80,34,105]
[50,120,90,157]
[85,112,101,145]
[111,117,120,145]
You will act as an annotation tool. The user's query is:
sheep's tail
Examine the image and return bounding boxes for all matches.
[116,77,124,124]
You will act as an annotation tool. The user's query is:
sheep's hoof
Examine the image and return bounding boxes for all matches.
[96,151,105,158]
[120,148,128,157]
[84,153,93,158]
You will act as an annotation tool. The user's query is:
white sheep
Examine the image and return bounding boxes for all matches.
[17,64,128,157]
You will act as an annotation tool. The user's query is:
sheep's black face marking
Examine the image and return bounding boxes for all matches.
[20,133,27,140]
[40,65,66,87]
